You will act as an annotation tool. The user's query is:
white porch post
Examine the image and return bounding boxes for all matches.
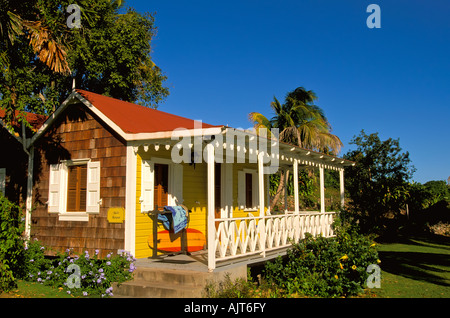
[339,169,345,209]
[25,146,34,240]
[319,165,325,213]
[258,152,266,257]
[284,167,288,213]
[293,159,299,213]
[206,143,216,272]
[124,144,137,256]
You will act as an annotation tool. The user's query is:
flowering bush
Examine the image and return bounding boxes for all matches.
[23,239,136,297]
[263,217,380,297]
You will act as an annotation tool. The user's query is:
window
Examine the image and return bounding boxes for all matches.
[48,160,101,221]
[0,168,5,196]
[67,164,87,212]
[238,169,259,210]
[140,158,183,212]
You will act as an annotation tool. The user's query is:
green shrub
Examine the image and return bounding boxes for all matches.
[263,217,379,297]
[0,194,25,292]
[23,239,136,297]
[204,273,255,298]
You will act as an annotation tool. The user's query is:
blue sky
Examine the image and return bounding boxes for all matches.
[129,0,449,184]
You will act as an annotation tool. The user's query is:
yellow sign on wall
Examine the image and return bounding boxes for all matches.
[107,207,125,224]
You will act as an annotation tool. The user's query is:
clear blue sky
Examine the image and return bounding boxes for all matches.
[129,0,449,184]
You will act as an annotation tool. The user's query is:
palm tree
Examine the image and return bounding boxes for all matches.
[0,5,70,75]
[249,86,343,210]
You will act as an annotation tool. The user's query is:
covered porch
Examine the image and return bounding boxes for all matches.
[205,133,354,271]
[129,126,354,272]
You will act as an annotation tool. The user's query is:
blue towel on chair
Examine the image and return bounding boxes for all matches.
[157,213,172,231]
[165,206,188,234]
[158,206,187,234]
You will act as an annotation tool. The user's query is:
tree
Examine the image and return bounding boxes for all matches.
[344,130,416,234]
[0,0,169,127]
[249,86,343,210]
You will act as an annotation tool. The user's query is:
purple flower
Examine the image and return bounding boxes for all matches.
[106,261,111,266]
[83,291,88,296]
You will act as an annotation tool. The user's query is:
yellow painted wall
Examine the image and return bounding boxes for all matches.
[134,149,209,259]
[134,150,269,259]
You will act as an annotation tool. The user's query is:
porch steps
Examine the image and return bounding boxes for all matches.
[112,263,247,298]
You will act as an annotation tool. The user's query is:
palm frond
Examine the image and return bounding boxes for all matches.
[23,20,71,74]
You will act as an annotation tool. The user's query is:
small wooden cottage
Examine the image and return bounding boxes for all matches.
[25,90,354,270]
[0,110,46,205]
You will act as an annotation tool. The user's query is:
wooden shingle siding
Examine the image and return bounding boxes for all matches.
[31,103,127,258]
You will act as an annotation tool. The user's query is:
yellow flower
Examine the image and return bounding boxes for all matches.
[377,259,381,264]
[370,243,376,247]
[340,263,344,269]
[334,275,339,280]
[351,265,357,270]
[340,254,348,261]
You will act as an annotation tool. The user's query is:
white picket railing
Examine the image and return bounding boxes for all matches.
[209,211,336,270]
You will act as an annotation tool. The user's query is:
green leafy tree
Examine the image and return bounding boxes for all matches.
[344,130,416,234]
[0,0,169,127]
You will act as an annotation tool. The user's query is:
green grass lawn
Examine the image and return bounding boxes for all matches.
[0,280,73,298]
[372,233,450,298]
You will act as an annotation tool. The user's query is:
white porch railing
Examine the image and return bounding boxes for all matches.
[208,211,336,271]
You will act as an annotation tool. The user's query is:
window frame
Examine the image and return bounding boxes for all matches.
[238,168,259,211]
[48,159,101,222]
[140,157,183,213]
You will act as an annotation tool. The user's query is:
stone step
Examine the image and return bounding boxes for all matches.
[113,279,204,298]
[132,267,211,287]
[112,260,248,298]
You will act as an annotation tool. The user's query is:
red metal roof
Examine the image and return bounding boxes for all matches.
[76,89,222,134]
[0,109,47,131]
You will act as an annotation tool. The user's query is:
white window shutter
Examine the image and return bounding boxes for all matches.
[86,161,101,213]
[48,164,61,212]
[172,164,184,205]
[0,168,6,195]
[140,159,154,212]
[237,170,245,210]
